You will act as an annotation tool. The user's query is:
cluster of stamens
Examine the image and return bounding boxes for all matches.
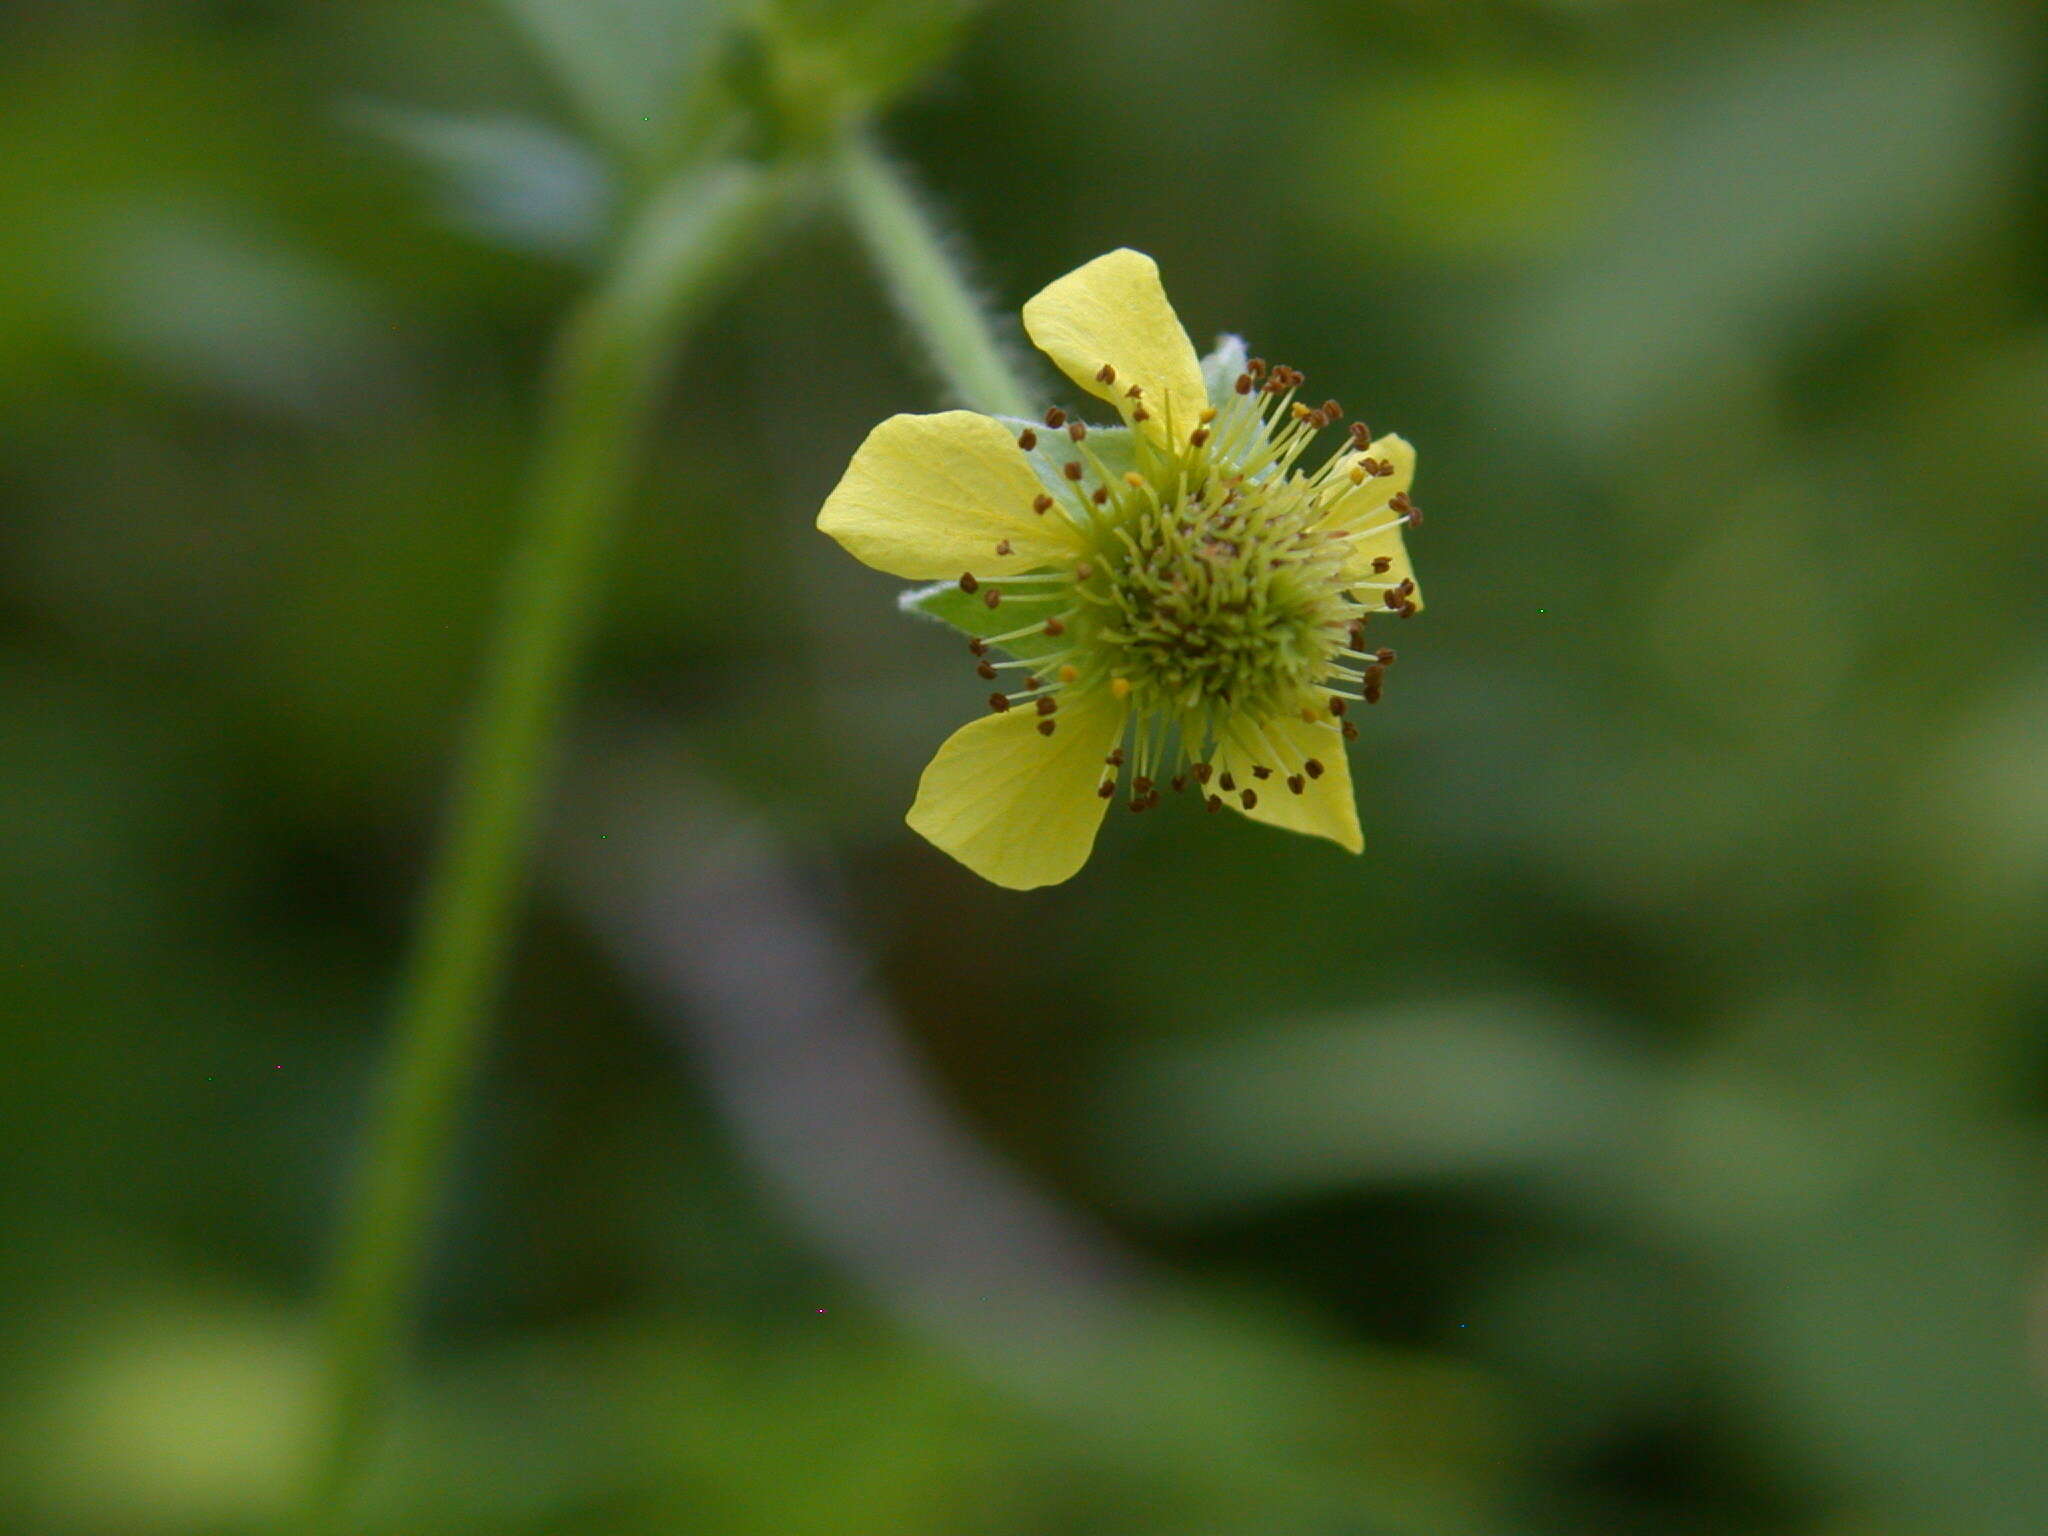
[955,354,1422,813]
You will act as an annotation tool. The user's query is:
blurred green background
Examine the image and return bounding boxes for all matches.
[5,0,2047,1532]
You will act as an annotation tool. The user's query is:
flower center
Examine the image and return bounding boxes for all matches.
[959,356,1420,810]
[1091,474,1339,725]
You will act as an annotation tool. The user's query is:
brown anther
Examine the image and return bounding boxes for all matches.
[1023,675,1041,691]
[1125,384,1143,399]
[1240,788,1258,810]
[984,588,1002,609]
[1364,665,1385,686]
[1234,373,1253,395]
[988,693,1010,712]
[1106,749,1125,766]
[1128,798,1146,813]
[1372,458,1396,478]
[1384,589,1404,610]
[1171,775,1187,793]
[1348,421,1372,447]
[968,637,987,656]
[1304,758,1325,779]
[1017,428,1038,451]
[1035,696,1057,717]
[1044,616,1066,637]
[958,572,979,593]
[1321,399,1342,421]
[1365,685,1383,704]
[1038,718,1057,736]
[1095,363,1116,384]
[1218,772,1236,792]
[976,662,996,680]
[1063,461,1083,480]
[1248,357,1266,375]
[1067,420,1088,443]
[1287,774,1305,795]
[1343,721,1359,739]
[994,539,1013,557]
[1372,556,1392,574]
[1329,697,1347,716]
[1098,781,1115,799]
[1044,407,1066,427]
[1132,776,1153,795]
[1251,764,1273,780]
[1398,578,1416,594]
[1206,794,1223,813]
[1032,493,1053,514]
[1376,648,1395,664]
[1193,762,1212,784]
[1092,486,1109,504]
[1131,405,1150,422]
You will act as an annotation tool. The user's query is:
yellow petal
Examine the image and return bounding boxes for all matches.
[1021,249,1207,451]
[1216,713,1363,854]
[818,411,1088,580]
[1321,433,1422,611]
[906,688,1127,890]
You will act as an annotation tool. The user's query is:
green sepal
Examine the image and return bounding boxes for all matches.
[898,581,1068,660]
[994,416,1140,494]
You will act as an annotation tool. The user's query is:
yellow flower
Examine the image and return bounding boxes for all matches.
[818,249,1424,889]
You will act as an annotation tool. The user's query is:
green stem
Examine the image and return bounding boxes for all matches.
[832,128,1035,418]
[292,160,788,1534]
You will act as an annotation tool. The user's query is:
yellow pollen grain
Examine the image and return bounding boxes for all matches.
[1059,664,1079,683]
[1110,677,1131,700]
[1124,471,1146,488]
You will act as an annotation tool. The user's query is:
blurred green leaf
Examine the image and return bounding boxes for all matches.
[1499,0,2024,443]
[1092,999,1650,1216]
[501,0,732,161]
[355,105,615,257]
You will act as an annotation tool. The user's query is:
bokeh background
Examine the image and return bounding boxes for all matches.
[5,0,2048,1532]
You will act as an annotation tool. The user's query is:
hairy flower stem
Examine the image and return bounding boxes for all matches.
[833,127,1035,419]
[291,160,788,1534]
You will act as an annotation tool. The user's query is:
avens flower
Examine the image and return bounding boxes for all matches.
[818,249,1424,889]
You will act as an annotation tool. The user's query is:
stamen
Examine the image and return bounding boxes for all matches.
[1033,494,1054,514]
[1096,363,1116,384]
[1044,407,1066,427]
[958,572,978,593]
[1037,719,1057,736]
[1017,428,1038,451]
